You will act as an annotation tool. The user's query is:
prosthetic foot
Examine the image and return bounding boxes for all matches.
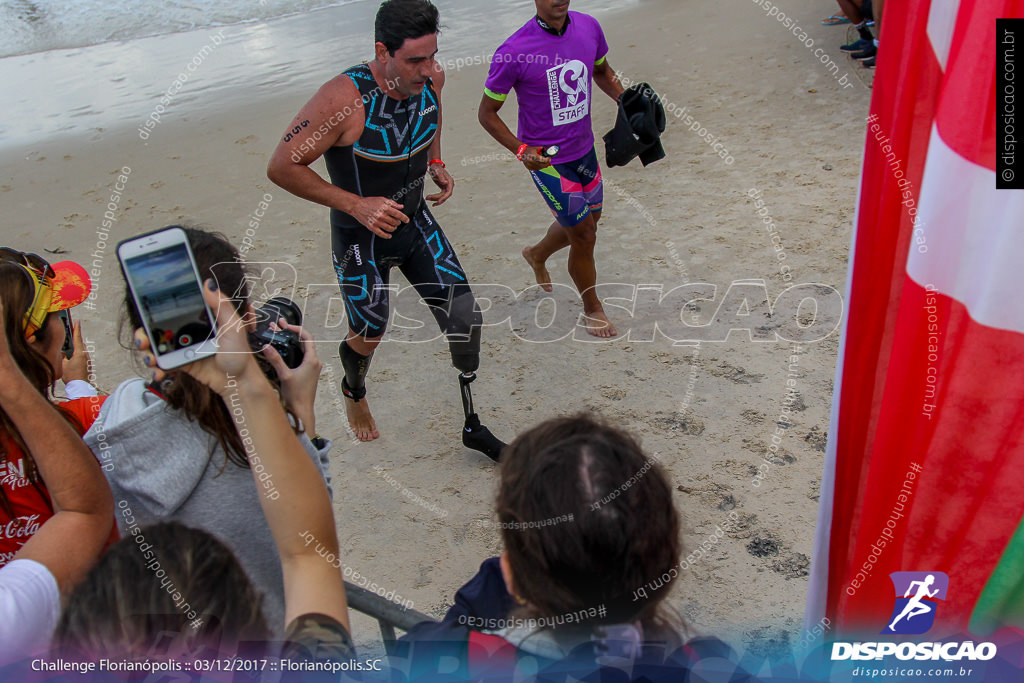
[459,372,506,462]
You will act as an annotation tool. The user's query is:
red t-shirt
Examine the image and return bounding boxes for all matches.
[0,396,107,568]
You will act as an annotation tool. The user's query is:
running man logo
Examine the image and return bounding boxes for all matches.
[547,60,589,126]
[882,571,949,635]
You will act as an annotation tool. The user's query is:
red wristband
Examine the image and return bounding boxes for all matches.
[516,143,529,161]
[428,159,445,168]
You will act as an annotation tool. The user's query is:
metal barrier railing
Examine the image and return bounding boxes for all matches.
[343,580,438,654]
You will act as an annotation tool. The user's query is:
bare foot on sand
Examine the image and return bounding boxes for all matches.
[582,310,618,338]
[344,396,380,441]
[522,246,553,292]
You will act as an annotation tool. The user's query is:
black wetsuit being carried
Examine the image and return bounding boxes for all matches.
[326,63,504,461]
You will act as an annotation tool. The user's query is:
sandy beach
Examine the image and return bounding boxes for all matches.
[0,0,874,659]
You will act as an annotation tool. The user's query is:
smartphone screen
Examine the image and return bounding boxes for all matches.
[121,238,215,367]
[56,309,74,360]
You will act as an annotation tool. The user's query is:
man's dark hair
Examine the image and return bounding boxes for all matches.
[375,0,440,55]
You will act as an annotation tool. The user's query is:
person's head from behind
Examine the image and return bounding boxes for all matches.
[56,521,267,659]
[497,414,681,636]
[374,0,440,97]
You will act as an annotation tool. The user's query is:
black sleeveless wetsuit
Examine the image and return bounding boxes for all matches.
[325,63,479,344]
[325,63,437,230]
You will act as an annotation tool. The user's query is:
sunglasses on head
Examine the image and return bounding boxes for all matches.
[0,247,56,338]
[0,247,55,280]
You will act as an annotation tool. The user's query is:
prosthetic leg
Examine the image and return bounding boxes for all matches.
[446,292,507,462]
[341,330,504,459]
[458,371,505,462]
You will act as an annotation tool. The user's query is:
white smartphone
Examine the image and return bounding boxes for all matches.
[117,227,217,370]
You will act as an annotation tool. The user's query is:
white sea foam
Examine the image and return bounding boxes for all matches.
[0,0,359,59]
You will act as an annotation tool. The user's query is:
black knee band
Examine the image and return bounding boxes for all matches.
[339,341,373,399]
[342,377,366,402]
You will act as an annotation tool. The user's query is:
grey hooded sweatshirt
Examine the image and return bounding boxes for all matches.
[82,378,332,635]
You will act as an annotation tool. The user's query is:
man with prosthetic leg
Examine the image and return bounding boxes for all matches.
[336,277,502,459]
[268,0,505,460]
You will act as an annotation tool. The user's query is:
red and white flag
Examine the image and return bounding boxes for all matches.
[807,0,1024,640]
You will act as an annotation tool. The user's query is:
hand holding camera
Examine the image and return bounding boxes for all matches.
[135,284,321,432]
[251,297,304,370]
[122,227,321,431]
[256,301,322,436]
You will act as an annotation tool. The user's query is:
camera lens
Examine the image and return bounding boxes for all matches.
[252,298,305,372]
[263,297,302,327]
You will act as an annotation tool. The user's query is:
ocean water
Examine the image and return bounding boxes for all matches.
[0,0,633,149]
[0,0,360,59]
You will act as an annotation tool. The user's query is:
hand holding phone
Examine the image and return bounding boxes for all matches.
[61,320,92,384]
[118,227,217,370]
[137,280,267,397]
[56,309,75,360]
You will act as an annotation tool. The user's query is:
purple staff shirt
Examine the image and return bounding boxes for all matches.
[484,12,610,164]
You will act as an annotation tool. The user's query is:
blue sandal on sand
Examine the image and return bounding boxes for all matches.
[822,15,851,25]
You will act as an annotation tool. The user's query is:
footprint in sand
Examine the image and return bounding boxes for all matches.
[773,552,810,578]
[740,409,765,424]
[746,534,781,558]
[804,425,827,452]
[745,530,810,578]
[713,363,764,384]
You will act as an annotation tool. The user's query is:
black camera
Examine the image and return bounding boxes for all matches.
[251,297,304,370]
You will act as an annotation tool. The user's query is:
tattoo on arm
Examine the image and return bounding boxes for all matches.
[282,120,311,143]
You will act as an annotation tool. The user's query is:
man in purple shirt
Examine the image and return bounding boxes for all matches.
[479,0,624,338]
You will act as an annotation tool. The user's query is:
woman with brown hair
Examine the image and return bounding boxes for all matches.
[0,255,112,665]
[0,250,103,570]
[80,226,332,634]
[57,275,351,662]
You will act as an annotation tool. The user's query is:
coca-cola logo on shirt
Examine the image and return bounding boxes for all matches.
[1,514,41,539]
